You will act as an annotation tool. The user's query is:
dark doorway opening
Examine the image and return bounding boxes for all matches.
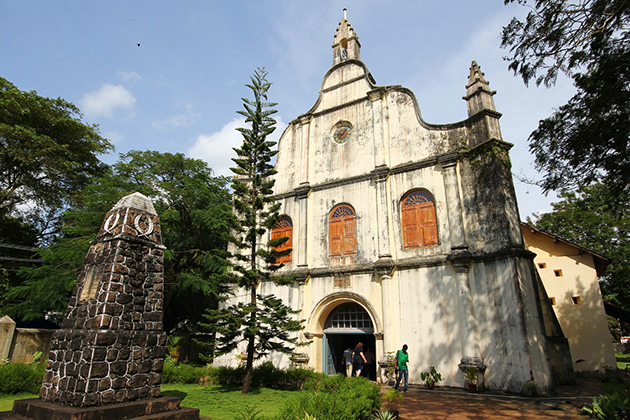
[325,333,376,380]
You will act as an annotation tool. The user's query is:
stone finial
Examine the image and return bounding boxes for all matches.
[113,192,156,215]
[332,9,361,65]
[463,61,497,117]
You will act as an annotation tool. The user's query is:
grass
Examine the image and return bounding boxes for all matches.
[0,393,37,411]
[0,386,300,419]
[616,353,630,370]
[158,384,302,420]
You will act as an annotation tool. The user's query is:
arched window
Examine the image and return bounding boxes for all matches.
[271,216,293,264]
[329,204,357,256]
[401,190,438,248]
[325,303,373,333]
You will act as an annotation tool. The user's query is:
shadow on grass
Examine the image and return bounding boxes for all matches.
[161,390,188,400]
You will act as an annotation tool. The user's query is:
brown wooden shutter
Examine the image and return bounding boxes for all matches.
[401,190,438,248]
[419,205,438,245]
[329,205,357,256]
[342,217,357,254]
[271,217,293,263]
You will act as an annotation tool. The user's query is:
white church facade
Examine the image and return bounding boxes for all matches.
[218,12,575,393]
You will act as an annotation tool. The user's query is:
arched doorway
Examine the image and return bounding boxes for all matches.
[323,303,376,380]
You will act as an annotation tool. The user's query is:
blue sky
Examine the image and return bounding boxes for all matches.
[1,1,576,219]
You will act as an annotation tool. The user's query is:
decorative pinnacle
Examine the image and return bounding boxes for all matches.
[343,8,347,20]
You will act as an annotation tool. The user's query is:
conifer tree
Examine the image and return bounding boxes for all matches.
[199,67,303,394]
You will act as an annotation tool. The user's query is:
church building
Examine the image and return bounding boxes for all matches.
[219,11,574,393]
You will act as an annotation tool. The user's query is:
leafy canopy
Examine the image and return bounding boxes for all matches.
[501,0,630,197]
[0,76,113,242]
[4,151,234,331]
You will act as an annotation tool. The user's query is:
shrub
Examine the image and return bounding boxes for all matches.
[276,375,381,420]
[520,380,541,397]
[235,404,270,420]
[382,388,403,413]
[0,362,45,394]
[162,357,208,384]
[582,386,630,419]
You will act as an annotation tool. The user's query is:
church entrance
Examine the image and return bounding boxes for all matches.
[322,303,376,380]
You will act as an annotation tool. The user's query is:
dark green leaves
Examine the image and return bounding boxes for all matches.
[501,1,630,200]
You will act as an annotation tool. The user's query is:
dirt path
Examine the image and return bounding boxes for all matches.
[383,378,605,419]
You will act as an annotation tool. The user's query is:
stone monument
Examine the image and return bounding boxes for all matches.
[7,192,199,419]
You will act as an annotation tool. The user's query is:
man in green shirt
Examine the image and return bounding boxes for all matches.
[394,344,410,392]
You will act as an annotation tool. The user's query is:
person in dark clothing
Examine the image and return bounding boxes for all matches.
[343,347,353,377]
[352,341,367,377]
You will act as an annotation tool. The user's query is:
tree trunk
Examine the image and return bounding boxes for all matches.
[242,285,257,394]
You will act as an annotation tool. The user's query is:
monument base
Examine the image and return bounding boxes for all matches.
[2,396,200,420]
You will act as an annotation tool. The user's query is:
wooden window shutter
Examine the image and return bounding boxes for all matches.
[271,216,293,263]
[401,190,438,248]
[329,204,357,256]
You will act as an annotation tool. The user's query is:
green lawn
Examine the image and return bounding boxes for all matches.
[0,393,37,412]
[0,386,301,420]
[161,384,302,419]
[616,353,630,370]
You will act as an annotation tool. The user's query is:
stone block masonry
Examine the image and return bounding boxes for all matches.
[39,193,168,408]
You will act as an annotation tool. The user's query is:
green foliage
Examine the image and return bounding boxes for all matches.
[382,388,403,413]
[582,384,630,419]
[373,411,397,420]
[276,375,381,420]
[6,151,234,333]
[463,367,479,385]
[234,404,267,420]
[379,351,397,382]
[530,184,630,315]
[520,380,542,397]
[31,351,43,364]
[160,383,300,420]
[420,364,442,386]
[0,76,112,240]
[501,0,630,197]
[0,362,45,394]
[162,357,208,384]
[162,361,318,391]
[207,67,302,393]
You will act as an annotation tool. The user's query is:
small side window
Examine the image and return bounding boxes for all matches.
[554,269,563,277]
[549,297,556,306]
[572,296,581,305]
[538,263,547,269]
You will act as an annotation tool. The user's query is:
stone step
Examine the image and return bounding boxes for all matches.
[9,397,199,420]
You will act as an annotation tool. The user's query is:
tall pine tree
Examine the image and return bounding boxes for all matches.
[199,67,303,394]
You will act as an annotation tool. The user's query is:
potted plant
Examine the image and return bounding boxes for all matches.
[420,364,442,389]
[379,351,398,385]
[464,366,479,392]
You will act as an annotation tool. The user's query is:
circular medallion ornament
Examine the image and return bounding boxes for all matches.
[333,123,352,144]
[134,214,154,236]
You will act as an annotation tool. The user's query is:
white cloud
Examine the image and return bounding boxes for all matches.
[80,84,136,118]
[118,70,141,83]
[188,117,287,177]
[153,102,200,129]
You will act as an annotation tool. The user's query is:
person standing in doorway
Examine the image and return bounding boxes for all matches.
[343,347,353,377]
[352,341,367,377]
[364,347,375,379]
[394,344,410,392]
